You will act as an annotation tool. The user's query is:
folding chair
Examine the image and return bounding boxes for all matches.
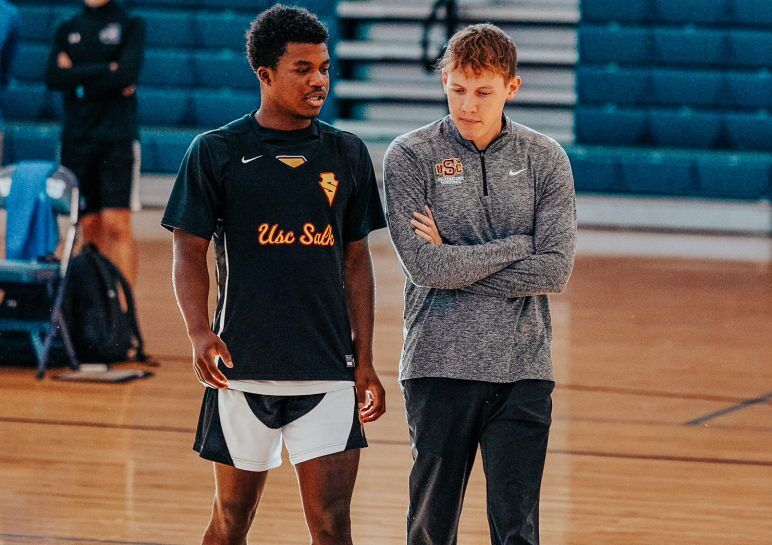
[0,161,80,378]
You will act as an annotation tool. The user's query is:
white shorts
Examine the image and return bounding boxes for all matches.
[193,386,367,471]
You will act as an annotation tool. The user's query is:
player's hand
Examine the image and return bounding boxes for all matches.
[122,85,136,97]
[57,52,73,69]
[355,364,386,423]
[190,330,233,389]
[411,206,442,244]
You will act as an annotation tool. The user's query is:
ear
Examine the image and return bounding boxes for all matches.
[257,67,272,86]
[441,71,449,94]
[506,75,522,101]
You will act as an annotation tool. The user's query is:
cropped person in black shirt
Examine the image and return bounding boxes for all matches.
[46,0,144,285]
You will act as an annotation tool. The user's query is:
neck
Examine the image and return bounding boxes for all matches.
[85,1,114,12]
[254,106,313,132]
[470,118,505,151]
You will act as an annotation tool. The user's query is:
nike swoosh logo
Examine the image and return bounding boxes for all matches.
[241,155,263,164]
[509,168,526,176]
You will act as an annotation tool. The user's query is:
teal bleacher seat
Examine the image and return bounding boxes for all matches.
[139,50,194,88]
[137,88,191,126]
[193,50,257,90]
[575,107,649,146]
[648,109,723,149]
[577,66,651,106]
[50,6,78,27]
[726,70,772,109]
[137,9,196,49]
[567,146,771,199]
[696,153,770,198]
[128,0,318,11]
[17,6,52,43]
[620,151,694,195]
[199,0,272,10]
[654,0,729,25]
[566,147,621,192]
[651,69,724,108]
[581,0,651,24]
[731,0,772,26]
[127,0,201,8]
[579,26,652,64]
[728,30,772,68]
[13,44,49,83]
[192,89,257,129]
[141,127,200,173]
[4,83,47,122]
[725,112,772,151]
[194,11,254,51]
[294,0,338,18]
[653,28,728,67]
[3,124,60,165]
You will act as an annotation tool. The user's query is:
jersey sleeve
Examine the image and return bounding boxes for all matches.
[161,133,227,240]
[343,137,387,242]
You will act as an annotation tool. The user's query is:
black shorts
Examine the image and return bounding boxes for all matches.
[60,139,139,215]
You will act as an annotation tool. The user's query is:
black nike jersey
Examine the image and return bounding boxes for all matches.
[162,114,386,380]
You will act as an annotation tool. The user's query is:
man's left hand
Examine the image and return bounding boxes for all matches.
[354,364,386,423]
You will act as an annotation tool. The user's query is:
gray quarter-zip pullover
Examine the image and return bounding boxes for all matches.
[384,115,576,383]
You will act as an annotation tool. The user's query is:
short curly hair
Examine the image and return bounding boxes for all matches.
[246,4,329,72]
[437,24,518,80]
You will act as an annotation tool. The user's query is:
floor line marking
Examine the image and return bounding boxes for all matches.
[686,392,771,426]
[0,533,179,545]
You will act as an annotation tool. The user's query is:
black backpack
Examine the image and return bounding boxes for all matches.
[62,244,147,363]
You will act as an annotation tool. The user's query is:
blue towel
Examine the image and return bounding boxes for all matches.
[6,161,60,261]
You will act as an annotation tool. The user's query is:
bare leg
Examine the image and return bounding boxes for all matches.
[202,462,268,545]
[79,213,102,247]
[295,449,360,545]
[99,208,137,286]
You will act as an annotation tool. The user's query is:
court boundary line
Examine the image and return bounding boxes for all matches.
[0,533,178,545]
[90,359,752,405]
[686,392,771,426]
[548,449,772,467]
[3,414,771,436]
[1,418,768,467]
[0,416,191,434]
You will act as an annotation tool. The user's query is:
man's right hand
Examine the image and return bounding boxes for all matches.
[57,52,73,69]
[190,330,233,389]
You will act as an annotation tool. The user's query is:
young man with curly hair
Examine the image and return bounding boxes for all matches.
[384,24,576,545]
[162,5,386,544]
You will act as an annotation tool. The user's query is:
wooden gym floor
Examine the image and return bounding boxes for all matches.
[0,216,770,545]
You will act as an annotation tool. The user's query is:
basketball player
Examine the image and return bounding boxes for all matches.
[384,24,576,545]
[45,0,144,285]
[162,6,386,544]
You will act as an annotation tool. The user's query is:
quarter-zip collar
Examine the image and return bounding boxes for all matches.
[443,114,512,153]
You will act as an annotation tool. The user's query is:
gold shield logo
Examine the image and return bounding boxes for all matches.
[319,172,339,206]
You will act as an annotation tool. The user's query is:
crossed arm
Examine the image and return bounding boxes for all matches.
[384,142,577,299]
[384,142,535,290]
[45,19,145,98]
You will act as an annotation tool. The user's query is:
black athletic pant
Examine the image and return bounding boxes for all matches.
[402,377,554,545]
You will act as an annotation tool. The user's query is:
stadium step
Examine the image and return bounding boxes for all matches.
[335,0,580,150]
[336,0,579,24]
